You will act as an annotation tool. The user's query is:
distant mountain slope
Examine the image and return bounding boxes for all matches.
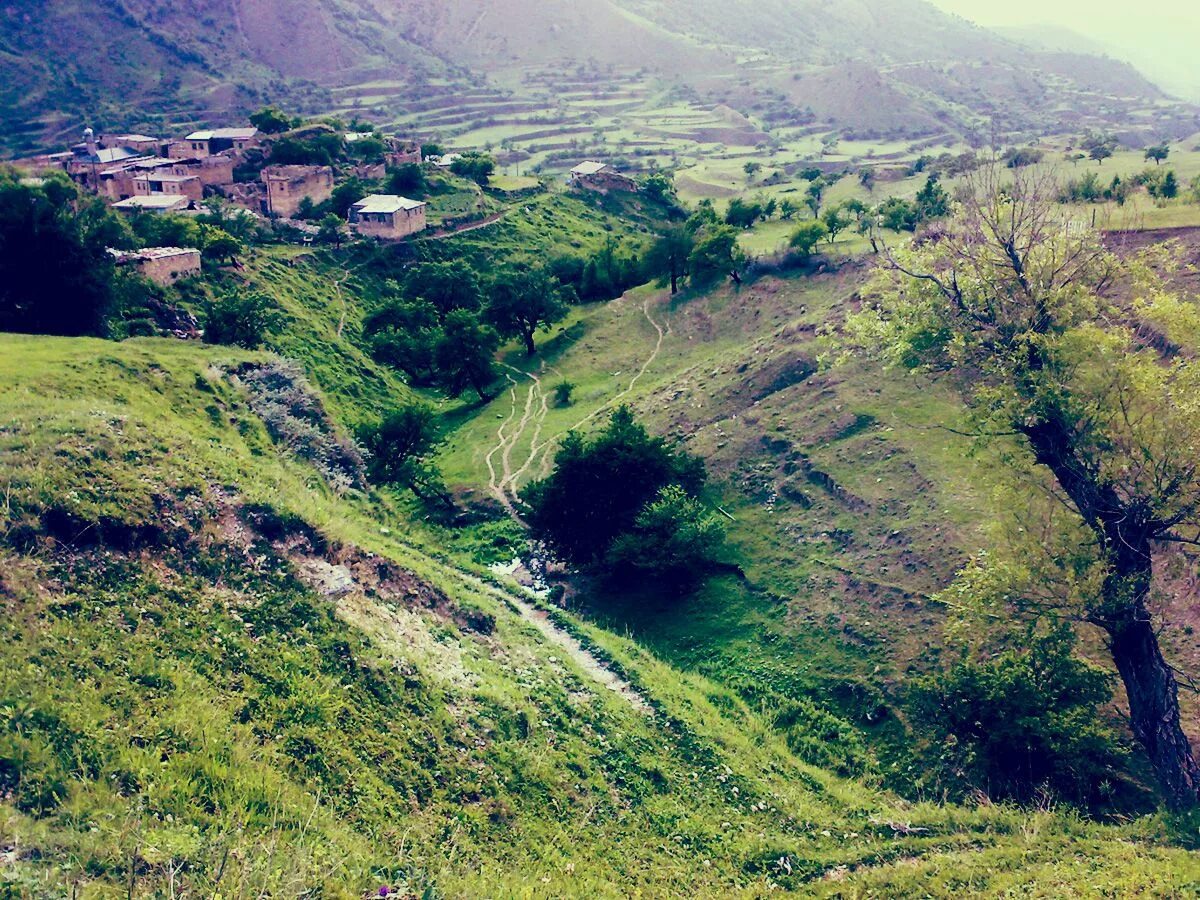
[0,0,1193,155]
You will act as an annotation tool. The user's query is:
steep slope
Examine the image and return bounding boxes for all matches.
[4,333,1200,896]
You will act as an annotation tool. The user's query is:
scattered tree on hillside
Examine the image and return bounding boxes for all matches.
[433,310,500,401]
[316,214,347,249]
[647,222,696,295]
[846,164,1200,808]
[914,175,950,222]
[200,227,244,264]
[388,163,426,196]
[404,261,483,322]
[804,179,825,216]
[778,198,799,220]
[486,266,570,356]
[522,405,706,566]
[365,299,441,385]
[788,219,828,259]
[821,205,850,243]
[358,404,444,500]
[1083,133,1117,166]
[724,197,762,229]
[640,172,676,204]
[1145,144,1170,166]
[859,168,877,193]
[203,290,278,349]
[688,223,748,286]
[743,161,762,181]
[450,152,496,186]
[249,106,296,134]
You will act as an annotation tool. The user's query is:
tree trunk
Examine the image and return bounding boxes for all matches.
[1024,416,1200,807]
[1102,553,1200,809]
[669,262,678,295]
[523,329,536,357]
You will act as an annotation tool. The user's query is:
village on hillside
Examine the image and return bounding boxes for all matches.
[10,114,643,284]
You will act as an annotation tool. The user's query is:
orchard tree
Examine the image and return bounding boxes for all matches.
[846,164,1200,808]
[486,266,570,356]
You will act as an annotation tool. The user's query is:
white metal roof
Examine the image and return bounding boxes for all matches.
[352,194,425,214]
[112,195,189,210]
[185,127,258,141]
[571,161,609,176]
[108,246,200,262]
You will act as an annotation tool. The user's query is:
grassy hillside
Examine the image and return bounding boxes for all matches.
[4,332,1200,896]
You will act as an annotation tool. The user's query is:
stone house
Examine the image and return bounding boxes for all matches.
[348,194,427,239]
[261,165,334,217]
[172,127,260,159]
[569,161,638,193]
[109,247,202,285]
[133,172,204,203]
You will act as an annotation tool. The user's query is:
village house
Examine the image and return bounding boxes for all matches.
[132,172,204,203]
[170,127,260,160]
[112,194,192,214]
[108,247,202,286]
[348,194,427,239]
[569,161,639,194]
[261,165,334,217]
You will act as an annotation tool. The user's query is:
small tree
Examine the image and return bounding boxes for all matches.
[249,106,295,134]
[607,485,726,588]
[203,291,278,348]
[647,222,696,295]
[200,228,244,265]
[553,381,575,407]
[404,260,483,323]
[522,406,706,566]
[789,219,828,259]
[358,404,442,496]
[316,214,347,248]
[821,205,850,244]
[724,197,762,230]
[688,224,748,286]
[450,152,496,186]
[433,310,500,401]
[910,625,1124,808]
[388,163,426,195]
[743,161,762,181]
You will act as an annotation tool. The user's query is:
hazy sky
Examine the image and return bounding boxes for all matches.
[928,0,1200,98]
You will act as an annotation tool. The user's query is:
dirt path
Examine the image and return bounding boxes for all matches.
[482,296,672,506]
[422,210,508,241]
[457,570,650,713]
[530,296,671,479]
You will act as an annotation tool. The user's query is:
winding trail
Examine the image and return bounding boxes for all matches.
[483,296,672,508]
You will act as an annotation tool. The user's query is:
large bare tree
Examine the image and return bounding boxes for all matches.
[847,164,1200,808]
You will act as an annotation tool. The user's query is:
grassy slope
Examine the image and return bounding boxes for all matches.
[434,254,1200,795]
[3,334,1200,898]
